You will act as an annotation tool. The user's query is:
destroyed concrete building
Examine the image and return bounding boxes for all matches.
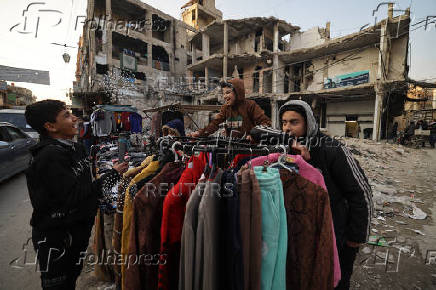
[73,0,208,112]
[188,4,413,140]
[73,1,417,140]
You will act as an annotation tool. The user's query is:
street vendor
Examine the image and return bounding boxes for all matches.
[189,78,271,138]
[278,100,373,290]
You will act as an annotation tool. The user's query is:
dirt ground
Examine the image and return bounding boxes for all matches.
[76,139,436,290]
[346,139,436,289]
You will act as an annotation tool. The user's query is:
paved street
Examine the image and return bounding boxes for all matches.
[0,173,40,290]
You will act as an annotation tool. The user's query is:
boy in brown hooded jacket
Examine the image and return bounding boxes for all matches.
[190,78,271,138]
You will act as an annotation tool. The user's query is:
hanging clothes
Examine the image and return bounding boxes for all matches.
[253,167,287,290]
[194,170,224,290]
[125,162,185,290]
[279,169,335,290]
[237,166,262,290]
[113,156,154,288]
[130,113,143,133]
[179,175,207,290]
[159,152,207,290]
[91,110,114,137]
[121,112,131,131]
[249,153,341,287]
[114,112,122,131]
[121,160,160,284]
[219,170,244,290]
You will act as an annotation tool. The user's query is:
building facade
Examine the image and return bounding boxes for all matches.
[188,4,412,140]
[73,0,217,113]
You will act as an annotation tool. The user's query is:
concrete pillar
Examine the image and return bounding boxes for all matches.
[202,33,210,58]
[105,0,112,68]
[170,20,175,72]
[271,99,278,129]
[223,21,228,80]
[388,3,394,20]
[288,65,294,92]
[272,22,279,95]
[302,62,307,90]
[325,21,331,39]
[192,43,197,64]
[146,11,153,67]
[377,19,390,80]
[205,66,209,89]
[373,87,384,141]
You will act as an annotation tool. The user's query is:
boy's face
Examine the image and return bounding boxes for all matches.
[44,109,78,139]
[281,110,306,137]
[222,87,236,106]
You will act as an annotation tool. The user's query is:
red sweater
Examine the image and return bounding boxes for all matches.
[159,152,207,290]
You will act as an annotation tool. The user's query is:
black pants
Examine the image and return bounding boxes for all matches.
[32,224,93,290]
[335,244,359,290]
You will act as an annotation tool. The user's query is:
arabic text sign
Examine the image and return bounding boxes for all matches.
[324,70,370,89]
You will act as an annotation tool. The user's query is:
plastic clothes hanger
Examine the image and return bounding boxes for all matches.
[171,141,181,162]
[262,147,270,172]
[269,145,294,173]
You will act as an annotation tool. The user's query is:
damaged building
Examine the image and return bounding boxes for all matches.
[188,3,412,140]
[73,0,203,112]
[73,0,415,140]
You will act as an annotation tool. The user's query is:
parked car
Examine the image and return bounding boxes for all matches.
[0,122,37,183]
[0,109,39,140]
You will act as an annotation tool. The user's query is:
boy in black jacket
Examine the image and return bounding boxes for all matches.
[279,100,373,290]
[25,100,128,289]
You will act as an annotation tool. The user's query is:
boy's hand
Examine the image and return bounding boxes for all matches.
[292,139,311,161]
[113,162,129,174]
[188,131,201,138]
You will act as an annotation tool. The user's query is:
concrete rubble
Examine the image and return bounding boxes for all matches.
[344,137,436,289]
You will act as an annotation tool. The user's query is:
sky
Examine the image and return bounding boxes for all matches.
[0,0,435,103]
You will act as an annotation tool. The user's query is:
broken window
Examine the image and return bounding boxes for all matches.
[152,45,170,71]
[187,55,192,65]
[96,64,108,75]
[112,32,148,66]
[111,0,146,33]
[263,70,272,94]
[284,65,290,93]
[265,37,273,52]
[152,14,171,43]
[293,64,303,92]
[238,67,244,79]
[255,29,262,52]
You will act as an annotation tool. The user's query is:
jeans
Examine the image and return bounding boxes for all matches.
[32,224,93,290]
[254,166,287,290]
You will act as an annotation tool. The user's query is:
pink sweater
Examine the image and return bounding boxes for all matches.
[250,153,341,287]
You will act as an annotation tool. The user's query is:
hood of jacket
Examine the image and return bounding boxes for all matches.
[29,136,74,157]
[278,100,319,138]
[228,78,245,105]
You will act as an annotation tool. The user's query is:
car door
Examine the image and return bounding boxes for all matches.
[4,126,32,173]
[0,127,13,181]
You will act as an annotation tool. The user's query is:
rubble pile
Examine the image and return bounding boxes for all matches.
[344,138,436,288]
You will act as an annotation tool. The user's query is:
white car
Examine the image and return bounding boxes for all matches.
[0,109,39,140]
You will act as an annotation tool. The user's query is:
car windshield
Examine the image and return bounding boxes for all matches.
[0,113,29,129]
